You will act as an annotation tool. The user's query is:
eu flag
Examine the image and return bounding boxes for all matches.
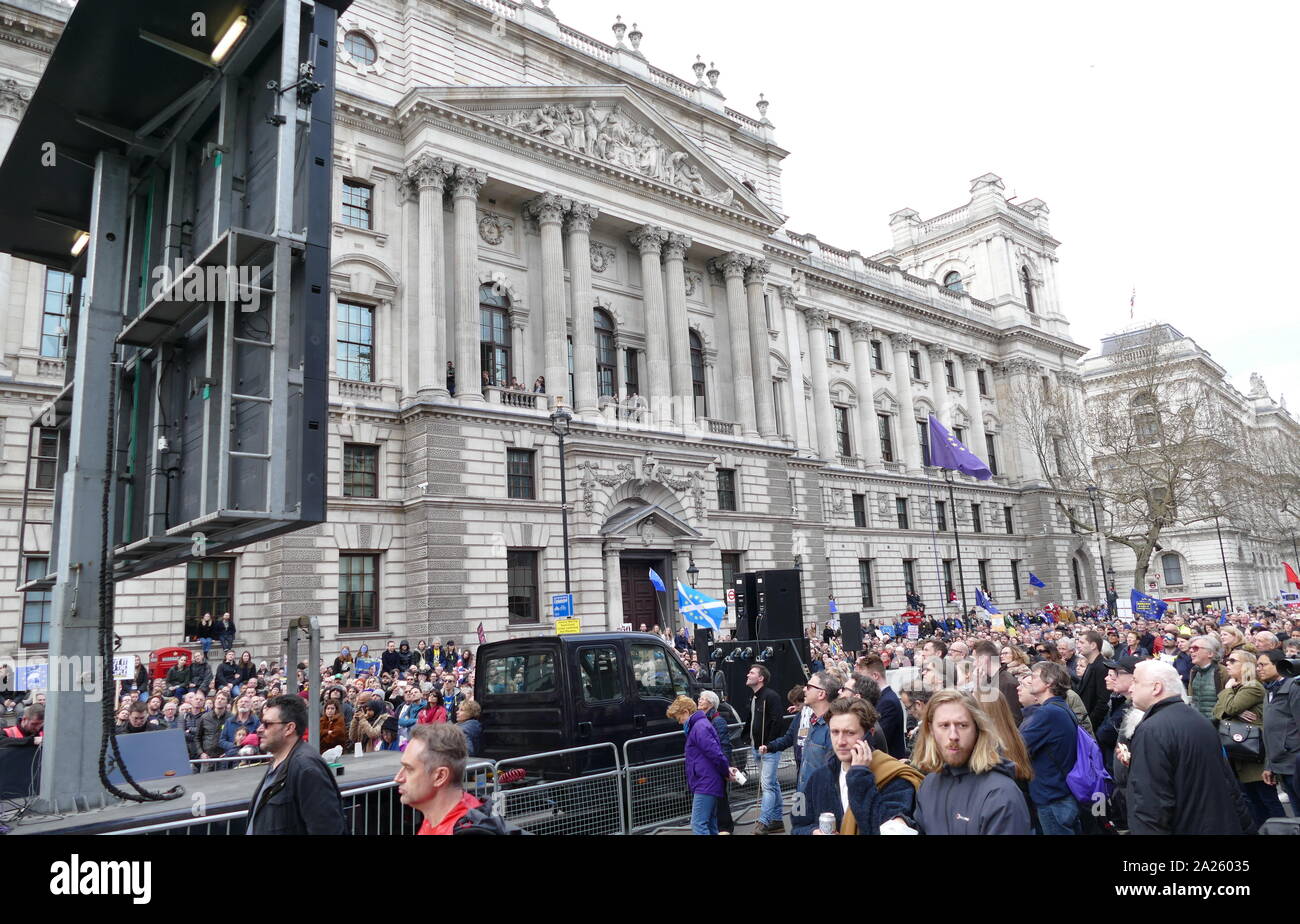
[975,587,1000,614]
[1029,573,1046,588]
[927,414,992,480]
[648,568,666,592]
[676,581,724,630]
[1130,588,1168,619]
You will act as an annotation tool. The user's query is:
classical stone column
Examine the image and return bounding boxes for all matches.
[566,201,600,417]
[961,352,984,439]
[400,155,453,396]
[1005,358,1045,481]
[851,322,883,468]
[662,232,695,429]
[603,541,626,630]
[710,252,757,436]
[890,332,923,471]
[928,344,951,427]
[745,259,777,438]
[0,80,31,372]
[630,225,671,424]
[450,165,487,402]
[525,192,571,407]
[779,286,813,453]
[802,307,837,460]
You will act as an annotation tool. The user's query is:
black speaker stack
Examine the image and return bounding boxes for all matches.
[732,568,803,641]
[703,637,811,723]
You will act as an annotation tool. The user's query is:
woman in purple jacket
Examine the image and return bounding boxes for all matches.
[668,695,732,835]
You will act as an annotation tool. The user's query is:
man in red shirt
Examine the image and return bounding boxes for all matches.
[397,723,482,834]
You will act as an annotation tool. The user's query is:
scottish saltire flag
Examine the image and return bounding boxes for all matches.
[1130,588,1169,619]
[1029,573,1046,588]
[648,568,666,592]
[975,587,1000,614]
[676,581,724,630]
[927,414,992,480]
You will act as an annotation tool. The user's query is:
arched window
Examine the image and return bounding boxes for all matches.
[594,309,617,398]
[1071,557,1084,601]
[1162,553,1184,586]
[1020,266,1036,313]
[689,331,707,418]
[479,284,511,387]
[344,32,377,66]
[943,271,964,293]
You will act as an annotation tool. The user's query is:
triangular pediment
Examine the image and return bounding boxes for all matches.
[403,84,780,224]
[600,502,701,540]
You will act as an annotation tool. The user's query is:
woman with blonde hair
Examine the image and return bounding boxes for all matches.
[1212,649,1282,826]
[912,689,1032,834]
[666,695,731,835]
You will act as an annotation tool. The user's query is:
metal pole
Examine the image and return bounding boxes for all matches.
[1089,491,1107,607]
[945,471,968,617]
[1214,515,1235,612]
[558,429,571,595]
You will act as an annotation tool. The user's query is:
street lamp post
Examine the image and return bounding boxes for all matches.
[549,401,573,597]
[1214,514,1234,613]
[1086,484,1112,610]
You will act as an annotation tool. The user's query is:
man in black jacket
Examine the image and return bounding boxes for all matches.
[744,664,785,834]
[246,695,345,835]
[1076,631,1110,732]
[860,655,907,758]
[1127,660,1252,835]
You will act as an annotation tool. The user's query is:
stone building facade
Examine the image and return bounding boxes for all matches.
[1,0,1101,662]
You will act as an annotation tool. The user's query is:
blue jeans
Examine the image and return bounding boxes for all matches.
[200,637,212,656]
[750,749,782,825]
[691,793,718,835]
[1240,780,1284,828]
[1037,796,1080,835]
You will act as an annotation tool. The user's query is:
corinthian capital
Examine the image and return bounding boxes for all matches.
[629,224,669,254]
[662,232,692,261]
[450,165,487,199]
[776,285,799,310]
[892,332,914,350]
[523,192,568,225]
[849,321,873,342]
[928,344,951,363]
[0,78,32,119]
[802,307,831,331]
[565,201,600,234]
[709,251,749,280]
[958,351,982,367]
[743,257,770,286]
[401,154,454,195]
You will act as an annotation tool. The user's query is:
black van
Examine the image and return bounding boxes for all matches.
[474,631,703,767]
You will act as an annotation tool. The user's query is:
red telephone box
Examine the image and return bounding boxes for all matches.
[149,646,192,680]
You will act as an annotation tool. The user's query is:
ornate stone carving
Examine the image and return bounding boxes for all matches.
[684,270,704,297]
[743,257,770,286]
[565,201,600,233]
[777,285,799,310]
[450,165,487,198]
[1057,370,1083,388]
[830,489,846,514]
[628,224,669,254]
[709,251,749,279]
[1006,357,1043,377]
[892,332,914,350]
[491,100,735,204]
[477,209,513,246]
[1248,372,1268,398]
[577,453,711,521]
[662,232,691,261]
[0,78,32,118]
[400,154,453,195]
[959,351,981,367]
[803,307,830,331]
[589,241,616,274]
[929,345,951,363]
[849,321,873,342]
[523,192,567,225]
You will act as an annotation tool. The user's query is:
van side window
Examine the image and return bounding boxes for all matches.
[578,646,623,702]
[631,644,690,700]
[483,652,555,694]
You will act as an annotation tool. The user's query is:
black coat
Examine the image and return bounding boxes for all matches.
[1127,696,1253,835]
[875,686,907,759]
[749,685,785,751]
[1077,657,1110,732]
[246,740,346,835]
[214,662,239,689]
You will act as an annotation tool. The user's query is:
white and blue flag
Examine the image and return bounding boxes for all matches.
[975,587,1000,614]
[676,580,725,630]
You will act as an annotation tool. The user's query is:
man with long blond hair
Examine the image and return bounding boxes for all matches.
[912,690,1032,835]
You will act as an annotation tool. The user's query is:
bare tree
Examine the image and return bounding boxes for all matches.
[1008,330,1246,590]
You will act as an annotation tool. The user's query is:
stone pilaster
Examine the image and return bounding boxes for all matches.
[710,252,757,436]
[450,165,487,402]
[803,307,836,459]
[745,258,777,438]
[928,344,951,427]
[525,192,571,407]
[566,202,600,416]
[890,332,923,471]
[400,155,454,396]
[630,225,671,424]
[662,232,695,428]
[851,321,883,468]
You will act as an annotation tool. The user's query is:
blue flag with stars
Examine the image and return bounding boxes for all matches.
[676,581,725,630]
[927,414,992,480]
[1130,588,1168,619]
[1029,573,1046,588]
[648,568,666,592]
[975,587,1000,614]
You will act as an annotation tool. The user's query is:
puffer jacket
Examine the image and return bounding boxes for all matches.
[683,711,730,798]
[913,759,1032,835]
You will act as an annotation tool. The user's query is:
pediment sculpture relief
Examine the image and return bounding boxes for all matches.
[494,101,735,206]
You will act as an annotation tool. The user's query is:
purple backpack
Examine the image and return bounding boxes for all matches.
[1053,702,1113,803]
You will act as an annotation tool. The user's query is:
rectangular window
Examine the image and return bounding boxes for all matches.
[834,406,852,457]
[985,433,999,476]
[1041,375,1052,399]
[1053,437,1068,476]
[763,292,773,329]
[1010,560,1023,600]
[507,550,539,625]
[342,443,378,498]
[945,360,956,388]
[827,329,843,362]
[852,493,867,528]
[917,420,931,467]
[185,558,233,640]
[896,497,909,530]
[1004,505,1014,534]
[41,268,75,358]
[484,651,556,695]
[32,428,59,491]
[21,557,51,648]
[506,449,536,500]
[953,425,965,446]
[971,502,983,533]
[341,179,373,229]
[721,552,742,598]
[978,559,991,594]
[870,340,884,371]
[935,499,947,532]
[942,559,955,598]
[859,559,874,608]
[909,351,923,381]
[578,646,623,702]
[336,301,374,382]
[625,348,640,399]
[977,368,988,396]
[339,554,379,632]
[902,559,917,596]
[877,414,894,463]
[716,468,737,511]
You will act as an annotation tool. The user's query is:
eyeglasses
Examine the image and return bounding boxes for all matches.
[805,683,828,693]
[260,720,286,728]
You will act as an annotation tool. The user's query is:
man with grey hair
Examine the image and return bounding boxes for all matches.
[761,669,835,793]
[1055,636,1080,677]
[1127,660,1252,834]
[396,723,519,834]
[1254,630,1279,652]
[1186,634,1226,720]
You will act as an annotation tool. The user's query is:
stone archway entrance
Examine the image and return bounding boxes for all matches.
[600,498,704,631]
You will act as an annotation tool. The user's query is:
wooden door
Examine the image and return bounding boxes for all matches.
[620,560,661,630]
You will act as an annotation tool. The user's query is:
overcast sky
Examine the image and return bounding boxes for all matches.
[555,0,1300,408]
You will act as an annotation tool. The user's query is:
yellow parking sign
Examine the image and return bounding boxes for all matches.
[555,618,582,635]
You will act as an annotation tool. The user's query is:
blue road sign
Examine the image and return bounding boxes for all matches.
[552,593,573,620]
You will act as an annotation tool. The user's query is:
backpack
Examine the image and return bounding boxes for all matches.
[451,805,531,835]
[1051,702,1113,804]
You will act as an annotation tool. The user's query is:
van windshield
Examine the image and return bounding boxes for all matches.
[483,652,556,694]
